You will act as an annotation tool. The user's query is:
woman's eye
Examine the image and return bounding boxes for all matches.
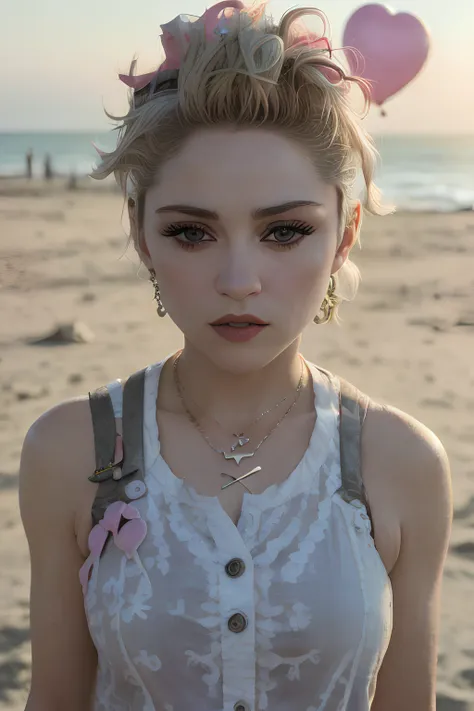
[177,226,207,243]
[160,223,212,249]
[263,221,314,248]
[268,226,298,243]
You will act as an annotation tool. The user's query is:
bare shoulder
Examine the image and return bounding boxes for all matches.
[20,395,96,540]
[21,395,95,483]
[360,396,452,574]
[24,394,93,451]
[363,399,452,513]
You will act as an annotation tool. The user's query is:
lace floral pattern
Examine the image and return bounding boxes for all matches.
[82,356,393,711]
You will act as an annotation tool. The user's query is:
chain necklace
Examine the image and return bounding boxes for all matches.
[173,355,290,452]
[173,351,306,488]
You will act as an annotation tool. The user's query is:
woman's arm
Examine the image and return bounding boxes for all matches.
[370,406,453,711]
[19,399,98,711]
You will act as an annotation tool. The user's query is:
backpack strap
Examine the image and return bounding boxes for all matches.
[336,376,372,521]
[88,368,148,528]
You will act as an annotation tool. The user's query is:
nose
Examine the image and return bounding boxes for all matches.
[215,245,262,301]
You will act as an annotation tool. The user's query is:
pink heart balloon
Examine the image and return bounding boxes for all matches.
[343,4,430,106]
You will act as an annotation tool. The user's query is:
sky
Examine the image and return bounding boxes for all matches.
[1,0,473,134]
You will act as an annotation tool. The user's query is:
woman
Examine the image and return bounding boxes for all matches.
[19,2,452,710]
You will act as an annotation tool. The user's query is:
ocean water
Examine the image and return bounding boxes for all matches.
[1,131,473,213]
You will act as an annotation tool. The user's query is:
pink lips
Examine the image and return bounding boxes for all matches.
[210,313,268,326]
[211,323,268,342]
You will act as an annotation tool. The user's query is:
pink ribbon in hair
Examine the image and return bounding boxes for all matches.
[119,1,245,90]
[287,10,343,86]
[118,3,343,95]
[119,71,159,91]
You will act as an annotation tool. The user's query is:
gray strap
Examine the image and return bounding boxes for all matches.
[88,368,147,528]
[88,386,116,472]
[336,377,371,514]
[121,368,146,479]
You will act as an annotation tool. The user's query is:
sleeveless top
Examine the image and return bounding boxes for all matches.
[79,353,393,711]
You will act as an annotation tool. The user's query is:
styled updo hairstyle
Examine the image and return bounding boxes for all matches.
[91,1,391,323]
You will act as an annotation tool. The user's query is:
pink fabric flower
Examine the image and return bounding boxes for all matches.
[79,500,147,596]
[119,2,245,90]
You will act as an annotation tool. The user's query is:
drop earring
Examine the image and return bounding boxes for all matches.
[149,269,167,318]
[314,275,337,325]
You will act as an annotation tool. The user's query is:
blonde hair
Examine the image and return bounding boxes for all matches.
[91,2,392,323]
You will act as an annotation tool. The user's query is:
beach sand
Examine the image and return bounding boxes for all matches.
[1,176,473,710]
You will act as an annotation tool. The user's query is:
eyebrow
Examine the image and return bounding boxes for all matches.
[155,200,323,220]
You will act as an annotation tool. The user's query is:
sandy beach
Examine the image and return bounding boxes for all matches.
[1,176,473,710]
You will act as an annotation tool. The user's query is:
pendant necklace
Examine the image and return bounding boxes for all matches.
[173,351,306,489]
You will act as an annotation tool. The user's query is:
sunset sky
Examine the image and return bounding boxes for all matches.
[2,0,473,134]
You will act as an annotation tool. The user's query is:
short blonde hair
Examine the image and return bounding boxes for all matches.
[91,2,392,323]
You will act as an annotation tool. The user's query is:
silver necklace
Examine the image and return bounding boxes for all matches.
[174,356,290,453]
[173,351,306,488]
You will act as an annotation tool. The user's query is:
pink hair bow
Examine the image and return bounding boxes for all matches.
[119,1,245,91]
[79,500,147,595]
[117,2,344,101]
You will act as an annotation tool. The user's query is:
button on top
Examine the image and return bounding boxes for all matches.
[225,558,245,578]
[228,612,248,633]
[234,702,250,711]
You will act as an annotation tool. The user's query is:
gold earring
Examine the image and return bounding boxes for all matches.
[149,269,167,318]
[314,275,338,325]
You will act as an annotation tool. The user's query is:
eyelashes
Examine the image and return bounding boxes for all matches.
[160,220,315,251]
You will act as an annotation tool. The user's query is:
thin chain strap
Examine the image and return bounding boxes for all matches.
[173,351,306,462]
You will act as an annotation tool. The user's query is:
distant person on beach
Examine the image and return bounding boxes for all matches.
[43,153,53,181]
[25,149,33,179]
[19,3,452,711]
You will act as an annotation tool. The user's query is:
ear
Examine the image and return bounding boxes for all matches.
[128,196,153,270]
[331,201,362,274]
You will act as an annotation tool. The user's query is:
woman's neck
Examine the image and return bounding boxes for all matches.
[160,338,313,434]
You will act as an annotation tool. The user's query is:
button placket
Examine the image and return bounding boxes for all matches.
[219,550,255,711]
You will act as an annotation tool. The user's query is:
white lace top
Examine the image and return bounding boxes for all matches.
[83,354,393,711]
